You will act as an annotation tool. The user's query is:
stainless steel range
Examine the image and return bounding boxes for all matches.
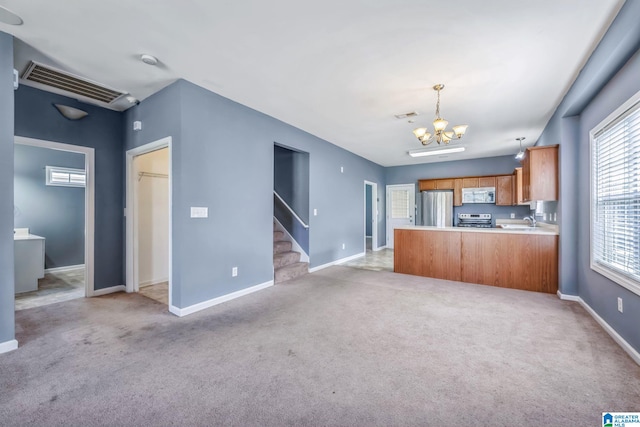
[457,213,492,228]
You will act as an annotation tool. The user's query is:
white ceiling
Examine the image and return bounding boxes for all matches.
[0,0,625,166]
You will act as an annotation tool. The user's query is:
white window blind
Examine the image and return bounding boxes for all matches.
[391,189,410,219]
[46,166,86,187]
[591,96,640,294]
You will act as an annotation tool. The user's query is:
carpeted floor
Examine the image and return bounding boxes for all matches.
[1,266,639,426]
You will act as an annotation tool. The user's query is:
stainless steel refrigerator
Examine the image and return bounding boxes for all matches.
[421,190,454,227]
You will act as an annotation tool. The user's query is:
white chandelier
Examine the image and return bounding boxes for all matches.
[412,84,468,146]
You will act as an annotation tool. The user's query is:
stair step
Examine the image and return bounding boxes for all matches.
[273,240,292,254]
[273,251,301,269]
[273,230,285,241]
[275,262,308,284]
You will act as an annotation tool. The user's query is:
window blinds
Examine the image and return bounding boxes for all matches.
[391,189,410,219]
[592,100,640,288]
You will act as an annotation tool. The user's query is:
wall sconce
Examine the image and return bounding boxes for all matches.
[53,104,89,120]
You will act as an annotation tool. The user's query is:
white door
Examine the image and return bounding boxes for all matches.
[386,184,416,249]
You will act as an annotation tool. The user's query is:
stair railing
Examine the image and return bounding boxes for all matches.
[274,191,309,229]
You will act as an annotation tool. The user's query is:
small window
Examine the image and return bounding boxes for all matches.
[46,166,86,187]
[590,90,640,296]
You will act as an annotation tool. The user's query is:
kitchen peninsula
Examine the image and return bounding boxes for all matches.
[394,225,558,294]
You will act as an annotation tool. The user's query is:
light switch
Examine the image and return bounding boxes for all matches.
[133,121,142,131]
[190,207,208,218]
[313,208,318,216]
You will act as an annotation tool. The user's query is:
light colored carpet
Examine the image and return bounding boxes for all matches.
[1,266,639,426]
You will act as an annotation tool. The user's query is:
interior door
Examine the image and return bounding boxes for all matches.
[386,184,416,249]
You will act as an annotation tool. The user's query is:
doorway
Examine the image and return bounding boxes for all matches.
[13,136,95,308]
[125,137,172,308]
[385,183,416,249]
[364,181,378,252]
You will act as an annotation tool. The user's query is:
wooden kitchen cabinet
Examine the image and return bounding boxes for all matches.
[513,167,528,205]
[478,176,496,188]
[496,175,513,206]
[418,178,454,191]
[436,178,454,189]
[418,179,437,191]
[522,145,558,202]
[462,177,478,188]
[454,178,463,206]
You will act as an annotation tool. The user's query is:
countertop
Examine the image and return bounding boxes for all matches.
[395,224,559,236]
[14,234,45,241]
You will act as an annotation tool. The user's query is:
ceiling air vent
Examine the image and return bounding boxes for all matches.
[394,111,419,120]
[21,61,126,104]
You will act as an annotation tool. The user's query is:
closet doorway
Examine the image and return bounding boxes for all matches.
[125,137,171,307]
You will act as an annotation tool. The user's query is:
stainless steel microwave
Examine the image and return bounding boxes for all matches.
[461,187,496,204]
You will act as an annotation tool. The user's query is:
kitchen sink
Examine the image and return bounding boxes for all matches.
[497,224,535,230]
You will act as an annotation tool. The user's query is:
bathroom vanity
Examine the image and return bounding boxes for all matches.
[14,229,45,294]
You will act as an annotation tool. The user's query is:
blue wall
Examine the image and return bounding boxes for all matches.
[535,0,640,353]
[14,86,125,290]
[125,79,386,308]
[386,155,532,225]
[0,32,15,347]
[14,144,85,268]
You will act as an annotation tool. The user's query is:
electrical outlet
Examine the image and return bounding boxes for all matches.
[232,267,238,277]
[510,213,515,219]
[342,243,345,250]
[618,297,623,313]
[340,166,344,173]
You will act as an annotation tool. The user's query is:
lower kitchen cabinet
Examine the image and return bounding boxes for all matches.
[394,228,558,293]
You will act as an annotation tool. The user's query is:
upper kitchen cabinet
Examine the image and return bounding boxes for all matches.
[496,175,513,206]
[418,179,455,191]
[478,176,496,188]
[521,145,558,202]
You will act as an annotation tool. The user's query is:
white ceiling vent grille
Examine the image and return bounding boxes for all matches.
[21,61,126,104]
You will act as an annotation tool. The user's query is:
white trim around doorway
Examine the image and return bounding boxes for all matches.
[364,181,378,252]
[14,136,96,297]
[125,137,173,311]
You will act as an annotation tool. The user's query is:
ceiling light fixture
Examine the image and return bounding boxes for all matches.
[413,84,468,146]
[140,54,158,66]
[53,104,89,120]
[0,6,23,25]
[515,137,526,160]
[408,146,466,158]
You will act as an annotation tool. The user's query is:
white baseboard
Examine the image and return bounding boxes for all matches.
[557,291,640,365]
[373,245,387,252]
[45,264,85,273]
[309,252,366,273]
[140,278,168,288]
[557,290,580,302]
[0,339,18,354]
[92,285,126,297]
[169,280,274,317]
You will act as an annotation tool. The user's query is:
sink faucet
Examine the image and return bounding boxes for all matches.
[524,216,537,227]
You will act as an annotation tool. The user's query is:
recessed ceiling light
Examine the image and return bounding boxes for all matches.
[0,5,23,25]
[408,146,466,158]
[140,54,158,66]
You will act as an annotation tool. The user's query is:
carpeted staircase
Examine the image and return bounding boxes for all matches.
[273,223,308,283]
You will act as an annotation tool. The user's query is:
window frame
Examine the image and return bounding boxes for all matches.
[589,88,640,297]
[45,165,86,188]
